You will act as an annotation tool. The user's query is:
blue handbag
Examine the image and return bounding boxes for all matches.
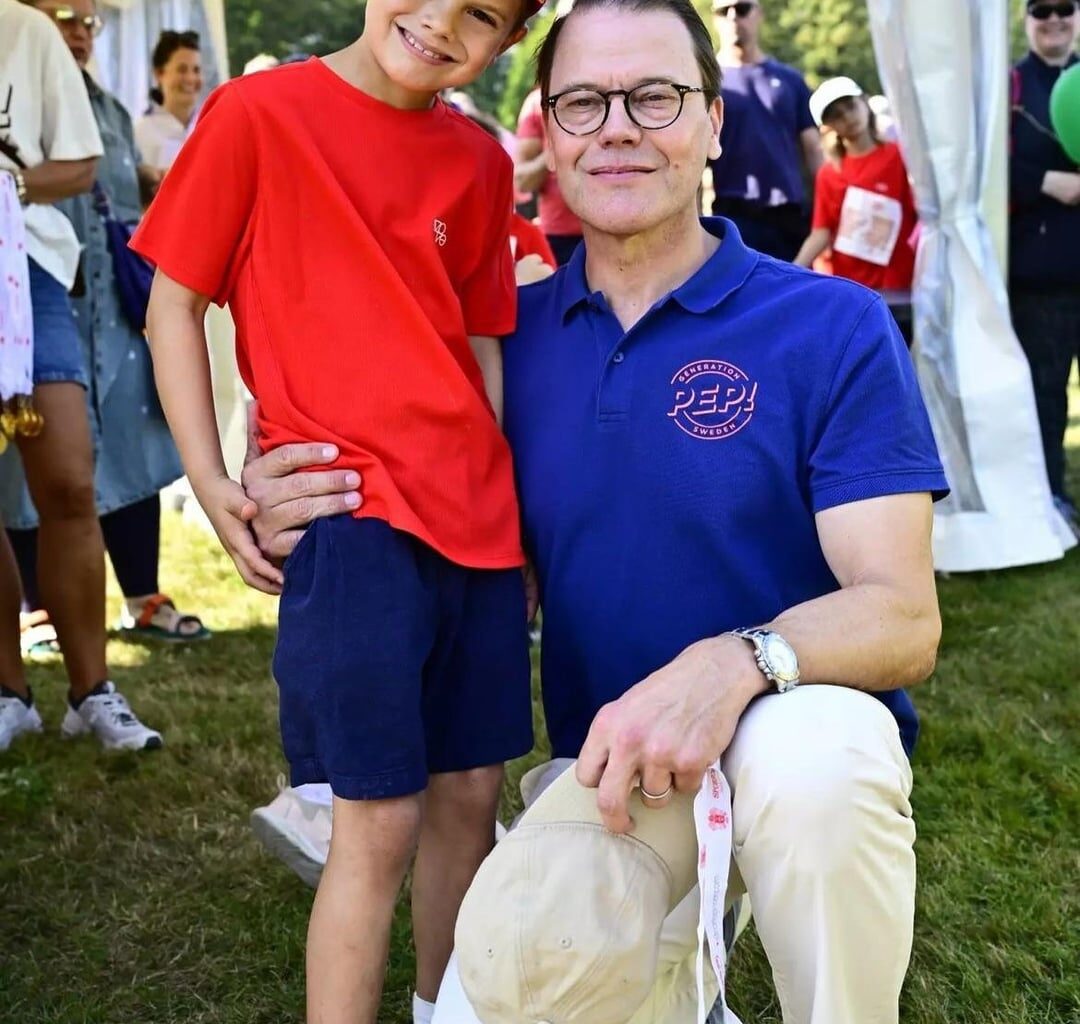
[91,182,155,333]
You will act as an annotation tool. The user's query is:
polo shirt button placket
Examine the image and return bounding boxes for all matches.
[598,345,634,424]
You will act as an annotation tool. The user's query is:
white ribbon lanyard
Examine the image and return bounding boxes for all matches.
[693,762,742,1024]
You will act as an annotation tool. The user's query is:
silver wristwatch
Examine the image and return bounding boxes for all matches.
[728,628,800,693]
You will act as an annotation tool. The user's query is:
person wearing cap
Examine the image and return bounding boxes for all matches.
[129,0,548,1020]
[239,0,948,1020]
[793,77,917,291]
[706,0,823,261]
[1009,0,1080,532]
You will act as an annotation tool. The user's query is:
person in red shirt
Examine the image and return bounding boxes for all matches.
[794,77,917,291]
[130,0,543,1019]
[515,86,583,264]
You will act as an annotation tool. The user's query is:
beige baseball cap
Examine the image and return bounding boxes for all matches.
[455,764,699,1024]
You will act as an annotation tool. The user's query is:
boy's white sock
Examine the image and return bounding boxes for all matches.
[413,993,436,1024]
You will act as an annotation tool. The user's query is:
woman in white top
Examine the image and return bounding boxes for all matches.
[133,29,202,191]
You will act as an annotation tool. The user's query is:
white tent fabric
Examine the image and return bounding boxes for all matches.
[867,0,1075,571]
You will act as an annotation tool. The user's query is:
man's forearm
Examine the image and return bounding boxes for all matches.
[22,157,99,203]
[712,580,940,695]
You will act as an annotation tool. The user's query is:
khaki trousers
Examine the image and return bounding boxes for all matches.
[434,685,917,1024]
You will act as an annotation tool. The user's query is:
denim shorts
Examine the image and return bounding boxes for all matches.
[29,258,88,388]
[272,515,535,800]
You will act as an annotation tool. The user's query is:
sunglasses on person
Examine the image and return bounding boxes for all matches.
[713,2,757,17]
[46,5,104,36]
[1027,1,1077,19]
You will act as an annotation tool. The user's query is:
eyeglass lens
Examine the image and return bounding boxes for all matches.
[54,8,103,33]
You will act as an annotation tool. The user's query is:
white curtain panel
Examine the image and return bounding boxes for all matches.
[866,0,1075,571]
[94,0,228,120]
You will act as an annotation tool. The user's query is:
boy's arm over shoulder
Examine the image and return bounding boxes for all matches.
[130,81,259,307]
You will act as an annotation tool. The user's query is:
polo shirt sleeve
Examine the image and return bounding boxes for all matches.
[40,27,102,161]
[130,83,256,306]
[808,295,949,512]
[459,155,516,338]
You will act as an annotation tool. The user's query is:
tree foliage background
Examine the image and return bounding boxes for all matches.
[225,0,366,74]
[223,0,1036,124]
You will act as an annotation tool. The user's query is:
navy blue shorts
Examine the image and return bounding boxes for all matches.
[29,258,88,388]
[272,516,534,800]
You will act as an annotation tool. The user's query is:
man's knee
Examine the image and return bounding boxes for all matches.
[729,688,914,875]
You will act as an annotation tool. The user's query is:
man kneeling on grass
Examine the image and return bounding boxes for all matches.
[243,0,949,1020]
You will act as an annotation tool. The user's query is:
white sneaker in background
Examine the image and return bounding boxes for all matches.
[60,681,163,751]
[0,687,43,752]
[250,783,332,889]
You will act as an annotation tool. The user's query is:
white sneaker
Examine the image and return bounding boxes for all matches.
[250,783,331,889]
[0,687,43,752]
[60,681,163,751]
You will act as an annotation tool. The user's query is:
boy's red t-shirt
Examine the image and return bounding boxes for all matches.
[132,60,524,569]
[811,141,917,291]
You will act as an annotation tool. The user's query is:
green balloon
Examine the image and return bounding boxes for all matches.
[1050,63,1080,164]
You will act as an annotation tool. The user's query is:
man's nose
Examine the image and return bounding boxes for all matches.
[598,94,641,141]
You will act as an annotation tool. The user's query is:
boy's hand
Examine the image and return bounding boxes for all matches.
[197,475,285,595]
[515,253,555,286]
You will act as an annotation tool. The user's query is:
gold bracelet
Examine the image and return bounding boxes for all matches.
[10,168,28,206]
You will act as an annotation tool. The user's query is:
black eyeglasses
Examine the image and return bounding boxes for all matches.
[546,82,707,136]
[48,5,104,36]
[713,2,756,17]
[1028,1,1077,18]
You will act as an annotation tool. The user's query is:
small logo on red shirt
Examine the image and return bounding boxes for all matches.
[668,360,758,440]
[433,219,447,247]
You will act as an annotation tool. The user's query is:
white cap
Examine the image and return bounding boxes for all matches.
[809,76,864,126]
[455,763,699,1024]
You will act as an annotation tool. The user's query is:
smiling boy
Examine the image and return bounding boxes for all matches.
[130,0,540,1020]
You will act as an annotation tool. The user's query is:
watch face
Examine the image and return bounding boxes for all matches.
[762,634,799,681]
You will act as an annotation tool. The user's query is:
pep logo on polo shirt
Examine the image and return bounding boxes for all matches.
[433,219,447,247]
[667,359,758,440]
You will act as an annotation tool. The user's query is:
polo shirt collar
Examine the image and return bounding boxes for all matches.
[556,217,760,323]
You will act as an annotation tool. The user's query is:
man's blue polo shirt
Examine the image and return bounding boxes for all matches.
[503,219,949,760]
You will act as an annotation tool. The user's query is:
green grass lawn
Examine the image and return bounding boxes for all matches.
[2,402,1078,1024]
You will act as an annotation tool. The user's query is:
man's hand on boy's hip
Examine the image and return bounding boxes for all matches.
[241,436,363,564]
[195,474,286,595]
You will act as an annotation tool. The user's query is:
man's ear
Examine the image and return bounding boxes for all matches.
[707,95,723,162]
